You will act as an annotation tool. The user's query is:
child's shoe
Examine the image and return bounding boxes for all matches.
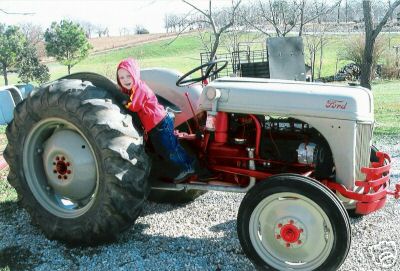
[173,168,195,184]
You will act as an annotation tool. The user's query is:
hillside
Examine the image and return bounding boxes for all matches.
[38,32,179,61]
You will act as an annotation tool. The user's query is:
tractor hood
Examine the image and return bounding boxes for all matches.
[199,77,374,122]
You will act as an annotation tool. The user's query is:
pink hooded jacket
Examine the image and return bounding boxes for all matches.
[117,58,167,132]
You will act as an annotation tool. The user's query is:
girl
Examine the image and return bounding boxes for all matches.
[117,58,194,183]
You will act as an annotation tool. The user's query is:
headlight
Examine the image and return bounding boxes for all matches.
[205,87,221,100]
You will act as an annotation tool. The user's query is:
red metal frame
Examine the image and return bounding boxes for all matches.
[192,112,397,215]
[323,151,398,215]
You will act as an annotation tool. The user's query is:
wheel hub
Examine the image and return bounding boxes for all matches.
[274,218,306,248]
[42,129,96,200]
[53,156,72,180]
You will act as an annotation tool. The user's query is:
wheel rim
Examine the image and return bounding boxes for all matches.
[23,117,99,218]
[249,192,334,270]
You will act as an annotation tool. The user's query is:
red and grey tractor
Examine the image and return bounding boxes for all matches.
[0,59,398,270]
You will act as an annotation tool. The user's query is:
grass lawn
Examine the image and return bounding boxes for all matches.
[4,31,400,84]
[372,80,400,136]
[1,32,399,136]
[1,31,400,136]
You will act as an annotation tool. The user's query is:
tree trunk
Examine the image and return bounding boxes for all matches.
[311,50,316,82]
[360,38,374,89]
[209,33,221,61]
[318,38,324,79]
[361,0,400,89]
[2,64,8,86]
[298,0,306,36]
[68,65,71,75]
[361,0,374,89]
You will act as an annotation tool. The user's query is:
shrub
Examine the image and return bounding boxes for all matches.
[339,34,386,79]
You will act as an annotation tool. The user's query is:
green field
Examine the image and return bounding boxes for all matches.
[371,80,400,135]
[4,32,400,83]
[2,32,400,136]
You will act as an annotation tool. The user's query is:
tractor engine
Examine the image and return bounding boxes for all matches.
[205,113,334,183]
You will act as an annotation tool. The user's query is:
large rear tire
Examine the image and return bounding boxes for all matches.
[4,79,150,245]
[237,174,351,271]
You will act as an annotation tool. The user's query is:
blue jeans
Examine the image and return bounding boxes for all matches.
[148,115,193,176]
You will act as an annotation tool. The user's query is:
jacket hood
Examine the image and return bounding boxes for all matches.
[117,58,141,93]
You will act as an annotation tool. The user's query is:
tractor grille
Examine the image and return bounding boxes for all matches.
[355,122,374,181]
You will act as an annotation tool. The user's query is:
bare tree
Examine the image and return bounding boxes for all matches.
[95,25,106,38]
[245,0,340,37]
[103,27,109,37]
[79,20,96,38]
[304,24,329,81]
[182,0,242,61]
[245,0,299,37]
[298,0,341,36]
[164,14,171,33]
[119,27,130,36]
[361,0,400,89]
[165,14,179,32]
[18,23,43,45]
[220,6,262,55]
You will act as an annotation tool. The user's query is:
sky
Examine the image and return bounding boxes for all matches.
[0,0,237,35]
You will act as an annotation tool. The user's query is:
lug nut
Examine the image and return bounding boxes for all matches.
[276,235,281,239]
[67,170,71,174]
[286,243,290,248]
[298,240,302,244]
[63,175,68,180]
[58,175,62,179]
[66,162,70,166]
[61,156,65,161]
[278,223,282,228]
[56,156,60,161]
[53,170,57,173]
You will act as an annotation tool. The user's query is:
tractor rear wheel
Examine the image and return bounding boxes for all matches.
[4,79,150,245]
[237,174,351,271]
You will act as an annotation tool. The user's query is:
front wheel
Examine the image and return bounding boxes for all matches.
[237,174,351,271]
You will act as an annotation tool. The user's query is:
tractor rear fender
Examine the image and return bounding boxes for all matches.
[59,72,128,103]
[60,71,203,127]
[0,85,23,125]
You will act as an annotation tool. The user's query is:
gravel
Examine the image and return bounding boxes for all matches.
[0,136,399,271]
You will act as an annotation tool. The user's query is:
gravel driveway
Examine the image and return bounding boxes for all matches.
[0,136,399,271]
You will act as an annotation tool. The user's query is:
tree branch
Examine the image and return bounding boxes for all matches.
[0,8,34,15]
[372,0,400,40]
[182,0,209,18]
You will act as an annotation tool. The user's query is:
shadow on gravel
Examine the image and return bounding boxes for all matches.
[0,200,19,221]
[114,222,250,270]
[0,246,42,271]
[141,201,192,217]
[209,219,237,233]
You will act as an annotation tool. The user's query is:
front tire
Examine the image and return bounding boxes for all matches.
[4,79,150,244]
[237,174,351,271]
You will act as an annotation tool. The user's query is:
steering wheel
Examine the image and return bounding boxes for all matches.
[176,60,228,87]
